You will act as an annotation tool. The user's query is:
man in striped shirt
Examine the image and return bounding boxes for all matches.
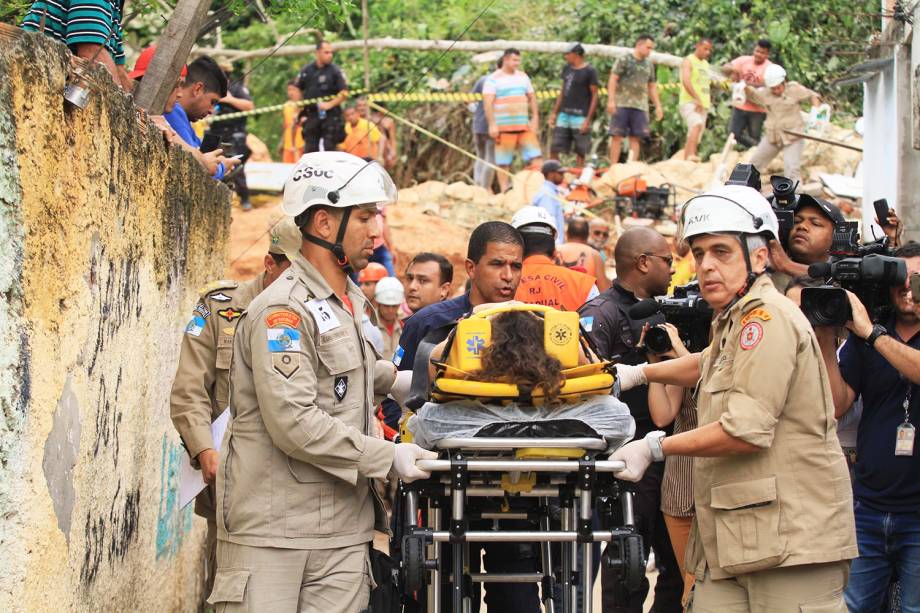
[21,0,130,90]
[483,48,543,193]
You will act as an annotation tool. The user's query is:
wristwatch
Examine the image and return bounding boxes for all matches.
[866,324,888,347]
[645,431,666,462]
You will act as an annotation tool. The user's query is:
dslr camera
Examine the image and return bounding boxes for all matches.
[628,282,714,355]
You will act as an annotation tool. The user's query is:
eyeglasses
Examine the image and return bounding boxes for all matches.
[642,253,674,267]
[591,231,610,238]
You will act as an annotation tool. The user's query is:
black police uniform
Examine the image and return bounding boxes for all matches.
[201,81,253,203]
[295,61,348,152]
[579,281,684,613]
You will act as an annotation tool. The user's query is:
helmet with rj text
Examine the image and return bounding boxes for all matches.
[282,151,397,269]
[511,205,557,239]
[679,184,779,297]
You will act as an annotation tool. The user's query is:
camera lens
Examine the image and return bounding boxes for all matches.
[644,326,673,354]
[801,287,851,327]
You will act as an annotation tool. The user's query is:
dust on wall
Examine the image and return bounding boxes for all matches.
[0,32,231,611]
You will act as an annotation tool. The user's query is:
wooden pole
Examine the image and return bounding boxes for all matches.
[361,0,370,120]
[782,130,863,152]
[134,0,213,113]
[195,37,689,69]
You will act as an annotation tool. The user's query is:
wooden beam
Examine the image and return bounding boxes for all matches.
[194,37,688,69]
[783,130,863,152]
[134,0,213,114]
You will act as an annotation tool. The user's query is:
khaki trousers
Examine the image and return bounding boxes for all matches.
[750,137,805,184]
[207,540,371,613]
[688,560,849,613]
[663,513,696,606]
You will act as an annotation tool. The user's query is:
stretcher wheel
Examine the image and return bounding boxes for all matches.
[623,534,644,592]
[401,535,427,595]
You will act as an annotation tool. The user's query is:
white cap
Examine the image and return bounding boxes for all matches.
[511,205,557,237]
[679,185,779,244]
[374,276,405,306]
[282,151,397,218]
[763,64,786,88]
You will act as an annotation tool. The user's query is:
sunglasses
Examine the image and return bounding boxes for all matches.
[642,253,674,267]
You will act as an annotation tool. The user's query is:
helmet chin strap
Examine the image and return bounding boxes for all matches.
[302,200,355,273]
[726,234,765,310]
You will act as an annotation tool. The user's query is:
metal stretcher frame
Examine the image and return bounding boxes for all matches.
[402,437,641,613]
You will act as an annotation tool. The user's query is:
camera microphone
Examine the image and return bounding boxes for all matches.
[808,262,833,278]
[628,299,662,320]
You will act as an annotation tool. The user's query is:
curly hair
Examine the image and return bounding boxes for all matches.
[468,311,566,404]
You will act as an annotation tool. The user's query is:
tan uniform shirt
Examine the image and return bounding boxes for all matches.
[378,319,403,361]
[686,275,857,580]
[745,81,816,146]
[171,277,263,465]
[216,254,396,550]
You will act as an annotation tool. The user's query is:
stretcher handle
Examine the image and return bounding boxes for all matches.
[415,459,626,473]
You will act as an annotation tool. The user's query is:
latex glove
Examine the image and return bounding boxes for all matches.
[611,439,653,482]
[615,363,648,392]
[392,443,438,483]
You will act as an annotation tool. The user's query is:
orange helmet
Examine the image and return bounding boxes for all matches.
[358,262,388,283]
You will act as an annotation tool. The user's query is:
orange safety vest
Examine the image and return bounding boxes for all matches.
[515,255,597,311]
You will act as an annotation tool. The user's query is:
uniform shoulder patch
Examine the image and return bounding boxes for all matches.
[266,310,301,328]
[741,308,772,326]
[208,292,232,302]
[197,279,239,299]
[739,321,764,351]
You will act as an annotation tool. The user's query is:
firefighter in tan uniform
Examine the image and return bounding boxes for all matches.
[612,185,857,612]
[207,151,436,612]
[170,220,299,594]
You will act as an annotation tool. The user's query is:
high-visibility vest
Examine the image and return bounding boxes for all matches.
[515,255,596,312]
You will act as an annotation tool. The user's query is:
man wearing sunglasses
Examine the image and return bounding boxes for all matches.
[578,226,683,612]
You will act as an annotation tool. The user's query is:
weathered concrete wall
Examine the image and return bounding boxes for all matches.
[0,32,231,611]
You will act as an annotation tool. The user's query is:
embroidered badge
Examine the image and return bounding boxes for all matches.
[267,328,301,352]
[218,308,243,322]
[741,308,772,326]
[266,310,301,328]
[209,292,232,302]
[222,327,235,336]
[334,375,348,401]
[739,322,764,351]
[272,353,300,379]
[195,303,210,319]
[185,315,205,337]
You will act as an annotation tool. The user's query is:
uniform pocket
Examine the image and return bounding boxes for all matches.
[207,569,250,606]
[317,336,361,375]
[216,346,233,370]
[710,476,788,575]
[284,457,334,537]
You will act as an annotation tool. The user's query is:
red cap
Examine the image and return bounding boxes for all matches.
[130,46,188,80]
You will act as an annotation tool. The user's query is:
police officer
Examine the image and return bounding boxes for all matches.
[170,219,299,596]
[511,205,598,311]
[207,152,435,612]
[613,185,857,611]
[295,41,349,153]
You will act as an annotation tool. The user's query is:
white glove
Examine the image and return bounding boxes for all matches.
[392,443,438,483]
[615,363,648,392]
[611,439,653,482]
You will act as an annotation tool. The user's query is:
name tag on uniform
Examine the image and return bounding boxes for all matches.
[896,423,915,456]
[306,298,341,334]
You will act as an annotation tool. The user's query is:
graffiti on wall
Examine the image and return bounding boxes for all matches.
[155,434,193,559]
[79,479,140,585]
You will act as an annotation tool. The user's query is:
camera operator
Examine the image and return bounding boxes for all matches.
[767,197,846,291]
[579,226,685,613]
[819,242,920,612]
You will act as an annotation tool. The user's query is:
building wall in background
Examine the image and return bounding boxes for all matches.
[0,32,230,611]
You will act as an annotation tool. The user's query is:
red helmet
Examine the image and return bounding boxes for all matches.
[358,262,388,283]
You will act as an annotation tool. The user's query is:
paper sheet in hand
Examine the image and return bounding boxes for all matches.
[179,409,231,509]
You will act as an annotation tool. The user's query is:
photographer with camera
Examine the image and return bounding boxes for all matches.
[768,195,846,290]
[612,184,856,611]
[818,243,920,612]
[579,226,685,613]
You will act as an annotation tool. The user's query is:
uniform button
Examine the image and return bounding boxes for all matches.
[286,275,293,280]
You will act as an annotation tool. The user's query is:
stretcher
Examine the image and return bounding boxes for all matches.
[394,305,645,612]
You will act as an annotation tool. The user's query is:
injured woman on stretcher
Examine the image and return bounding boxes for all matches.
[399,305,635,451]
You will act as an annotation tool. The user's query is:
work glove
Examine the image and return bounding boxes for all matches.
[392,443,438,483]
[611,439,653,482]
[615,363,648,393]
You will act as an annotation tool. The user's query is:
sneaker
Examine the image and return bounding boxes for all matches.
[241,201,252,211]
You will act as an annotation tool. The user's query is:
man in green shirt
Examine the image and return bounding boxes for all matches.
[679,38,713,161]
[606,34,663,164]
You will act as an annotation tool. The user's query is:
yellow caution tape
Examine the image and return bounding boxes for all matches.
[204,80,727,125]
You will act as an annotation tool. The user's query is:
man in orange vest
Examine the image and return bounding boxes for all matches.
[512,206,599,311]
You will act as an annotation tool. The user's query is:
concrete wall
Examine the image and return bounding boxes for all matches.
[0,32,231,611]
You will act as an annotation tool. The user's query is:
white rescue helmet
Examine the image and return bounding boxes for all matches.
[511,205,557,238]
[282,151,397,217]
[763,64,787,88]
[679,185,779,245]
[375,276,405,306]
